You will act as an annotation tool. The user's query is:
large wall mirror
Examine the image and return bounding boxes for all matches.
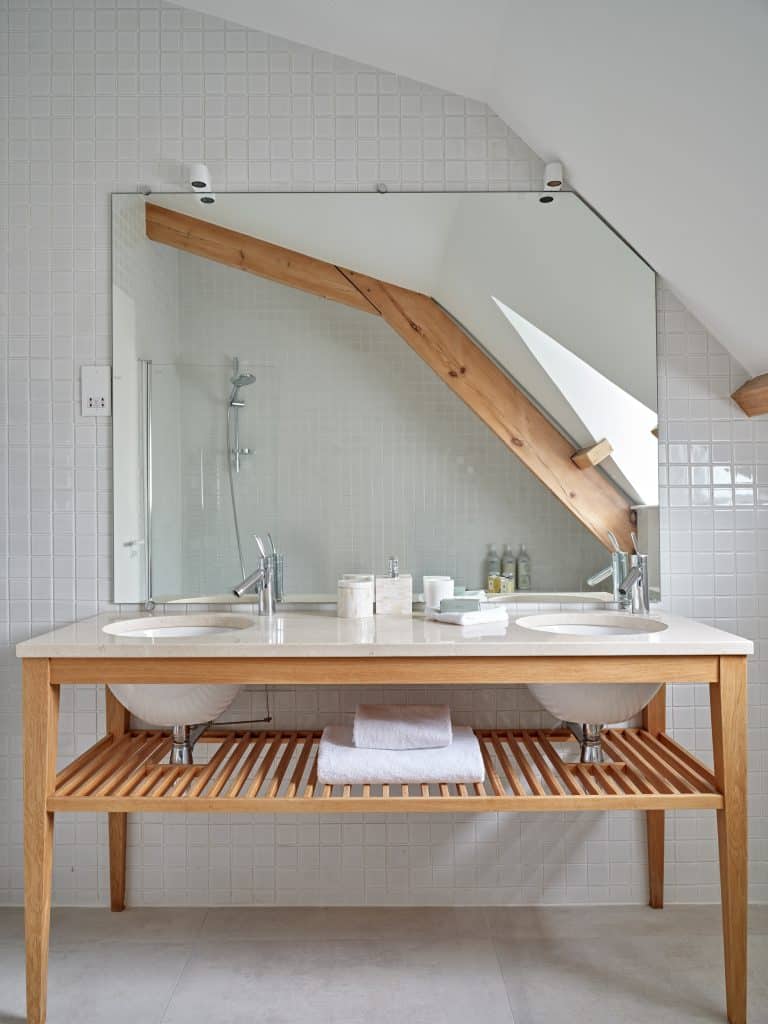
[112,192,658,604]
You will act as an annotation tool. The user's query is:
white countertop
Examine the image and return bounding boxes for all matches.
[15,609,753,659]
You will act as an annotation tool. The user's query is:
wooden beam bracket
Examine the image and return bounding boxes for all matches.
[732,373,768,417]
[571,438,614,470]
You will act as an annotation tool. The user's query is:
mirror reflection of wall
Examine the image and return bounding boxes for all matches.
[112,194,658,604]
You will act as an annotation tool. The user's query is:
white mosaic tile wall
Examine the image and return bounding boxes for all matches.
[1,0,765,907]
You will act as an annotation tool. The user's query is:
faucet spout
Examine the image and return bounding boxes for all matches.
[618,552,650,614]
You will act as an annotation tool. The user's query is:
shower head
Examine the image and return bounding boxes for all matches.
[228,369,256,406]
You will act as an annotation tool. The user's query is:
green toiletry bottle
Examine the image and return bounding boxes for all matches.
[501,544,516,576]
[516,544,531,591]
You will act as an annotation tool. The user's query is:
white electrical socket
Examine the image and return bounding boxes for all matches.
[81,365,112,417]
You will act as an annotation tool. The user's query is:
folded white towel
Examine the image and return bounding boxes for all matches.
[425,606,509,626]
[317,725,485,785]
[353,703,452,750]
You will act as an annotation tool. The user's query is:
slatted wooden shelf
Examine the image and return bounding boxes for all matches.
[47,728,722,814]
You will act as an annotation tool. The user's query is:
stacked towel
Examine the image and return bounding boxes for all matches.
[317,725,485,785]
[353,703,452,750]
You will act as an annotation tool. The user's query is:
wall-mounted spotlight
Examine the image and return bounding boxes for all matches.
[189,163,211,191]
[539,161,563,203]
[544,162,563,190]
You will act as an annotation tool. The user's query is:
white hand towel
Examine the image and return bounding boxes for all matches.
[317,725,485,785]
[353,703,452,750]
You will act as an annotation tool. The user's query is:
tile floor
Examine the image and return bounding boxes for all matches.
[0,906,765,1023]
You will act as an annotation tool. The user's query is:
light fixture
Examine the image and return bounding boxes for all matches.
[544,161,563,190]
[199,193,216,205]
[189,163,211,191]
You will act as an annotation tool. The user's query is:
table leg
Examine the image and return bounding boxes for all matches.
[643,684,666,909]
[711,656,748,1024]
[23,659,59,1024]
[106,687,130,911]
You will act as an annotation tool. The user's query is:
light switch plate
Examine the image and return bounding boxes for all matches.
[81,365,112,416]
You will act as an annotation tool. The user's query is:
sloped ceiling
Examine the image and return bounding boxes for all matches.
[180,0,768,376]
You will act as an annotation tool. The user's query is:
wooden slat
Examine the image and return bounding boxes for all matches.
[130,764,166,798]
[575,765,601,796]
[266,733,298,799]
[54,736,114,789]
[521,734,566,796]
[618,729,699,795]
[93,734,170,797]
[207,733,253,798]
[536,731,584,796]
[114,738,174,796]
[69,732,150,797]
[655,733,718,789]
[55,734,136,796]
[186,734,238,798]
[286,734,314,799]
[246,734,285,799]
[227,733,270,798]
[505,732,545,796]
[600,736,654,793]
[145,204,378,315]
[480,742,505,797]
[603,731,678,794]
[340,270,634,552]
[152,765,184,797]
[490,735,525,796]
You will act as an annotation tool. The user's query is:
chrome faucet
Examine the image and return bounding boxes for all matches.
[232,535,280,614]
[587,549,630,608]
[619,552,650,614]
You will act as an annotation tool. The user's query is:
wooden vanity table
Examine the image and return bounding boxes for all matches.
[17,611,750,1024]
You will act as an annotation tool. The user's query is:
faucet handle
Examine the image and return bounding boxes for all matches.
[253,535,267,558]
[631,531,642,555]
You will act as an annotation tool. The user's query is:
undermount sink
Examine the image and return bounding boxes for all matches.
[103,613,255,639]
[516,611,668,637]
[104,614,254,728]
[517,612,667,729]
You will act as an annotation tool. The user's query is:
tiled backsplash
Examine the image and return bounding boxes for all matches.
[1,0,765,907]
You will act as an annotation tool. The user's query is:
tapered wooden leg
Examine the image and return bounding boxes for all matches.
[106,688,130,912]
[643,685,666,908]
[711,656,748,1024]
[23,659,60,1024]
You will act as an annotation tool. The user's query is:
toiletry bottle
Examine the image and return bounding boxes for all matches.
[516,544,531,591]
[486,543,501,575]
[501,544,516,576]
[486,543,501,592]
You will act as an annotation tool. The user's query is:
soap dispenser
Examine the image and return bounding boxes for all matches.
[486,543,501,575]
[375,556,413,615]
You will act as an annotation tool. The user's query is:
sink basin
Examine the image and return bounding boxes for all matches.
[104,614,254,727]
[103,613,254,639]
[516,611,668,637]
[517,612,666,727]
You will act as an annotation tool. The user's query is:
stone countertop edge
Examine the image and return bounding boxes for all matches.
[14,610,754,659]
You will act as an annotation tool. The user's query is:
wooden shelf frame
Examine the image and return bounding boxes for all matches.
[47,727,722,815]
[21,653,748,1024]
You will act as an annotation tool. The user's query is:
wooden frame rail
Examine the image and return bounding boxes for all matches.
[21,653,748,1024]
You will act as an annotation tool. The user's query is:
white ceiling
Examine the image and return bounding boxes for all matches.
[181,0,768,376]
